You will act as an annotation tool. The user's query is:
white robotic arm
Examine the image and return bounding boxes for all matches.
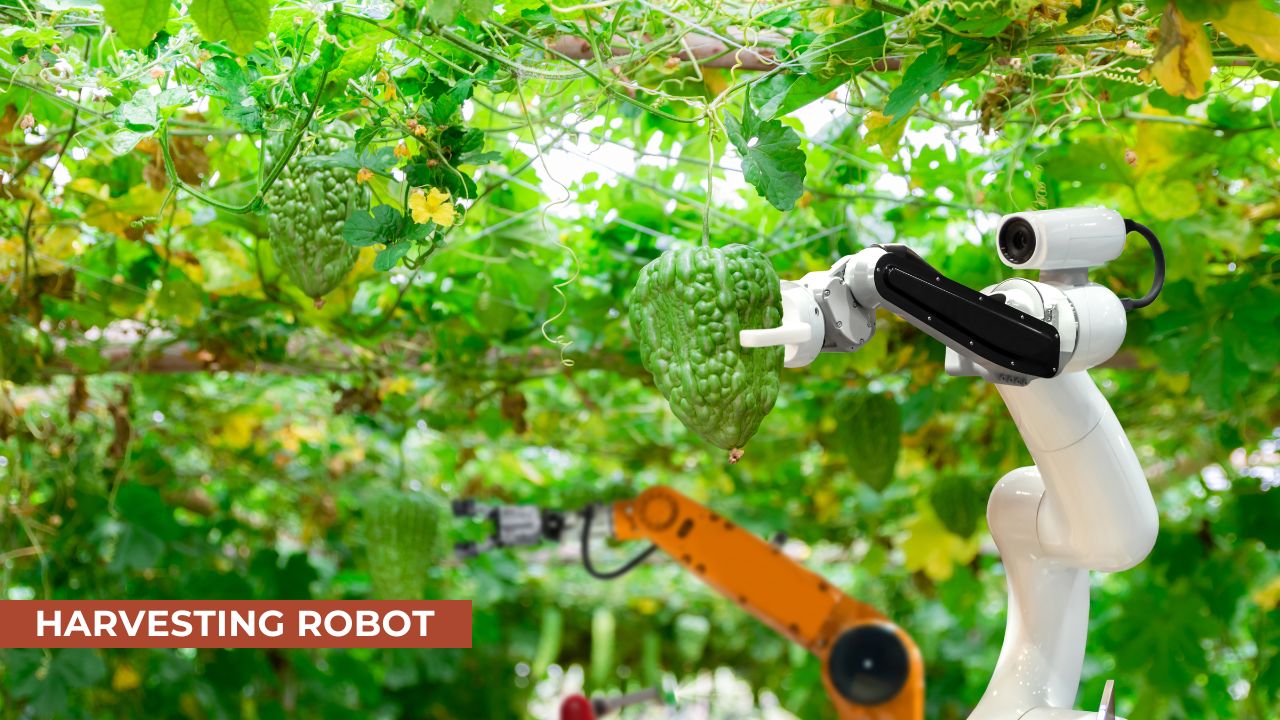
[741,208,1165,720]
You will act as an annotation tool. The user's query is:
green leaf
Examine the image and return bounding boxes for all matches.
[344,205,403,247]
[11,649,106,717]
[116,483,181,541]
[752,73,846,121]
[427,0,463,24]
[303,147,398,173]
[755,8,800,27]
[113,90,159,130]
[201,55,263,131]
[1137,177,1202,220]
[428,80,476,125]
[189,0,271,56]
[374,241,411,271]
[462,0,493,22]
[724,107,808,211]
[103,0,171,49]
[884,45,954,121]
[108,129,151,155]
[111,524,166,571]
[800,11,886,80]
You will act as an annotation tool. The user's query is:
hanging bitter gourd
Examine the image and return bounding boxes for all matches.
[674,613,710,664]
[827,390,902,491]
[530,604,563,679]
[930,474,985,537]
[591,607,616,689]
[264,132,369,304]
[628,244,784,462]
[361,487,449,600]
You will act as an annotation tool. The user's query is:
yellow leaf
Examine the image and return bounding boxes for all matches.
[1133,112,1181,177]
[1136,176,1201,220]
[112,663,141,692]
[277,423,324,453]
[0,226,80,278]
[814,487,840,523]
[1213,1,1280,62]
[807,7,836,31]
[1254,575,1280,610]
[864,110,906,159]
[408,187,456,227]
[216,411,260,450]
[379,375,413,398]
[702,67,730,96]
[1150,3,1213,99]
[77,182,191,239]
[900,504,980,582]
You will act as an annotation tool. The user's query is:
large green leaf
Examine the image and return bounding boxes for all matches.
[884,45,955,121]
[189,0,270,55]
[724,107,808,211]
[103,0,171,49]
[800,10,886,80]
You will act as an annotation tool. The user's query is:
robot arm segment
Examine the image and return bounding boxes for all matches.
[611,486,924,720]
[743,245,1066,385]
[741,207,1163,720]
[857,245,1062,379]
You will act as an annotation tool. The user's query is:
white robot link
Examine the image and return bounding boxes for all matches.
[740,207,1166,720]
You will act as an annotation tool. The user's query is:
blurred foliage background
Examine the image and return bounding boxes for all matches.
[2,0,1279,718]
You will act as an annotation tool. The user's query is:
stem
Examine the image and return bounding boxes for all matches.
[21,36,87,301]
[160,63,331,213]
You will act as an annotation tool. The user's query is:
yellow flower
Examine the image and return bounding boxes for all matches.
[408,188,455,227]
[393,142,411,159]
[356,167,373,183]
[112,663,141,692]
[379,375,413,399]
[413,124,428,136]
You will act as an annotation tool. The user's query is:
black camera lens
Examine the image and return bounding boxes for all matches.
[998,217,1038,265]
[828,624,910,706]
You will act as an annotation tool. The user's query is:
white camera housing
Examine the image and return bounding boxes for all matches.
[996,207,1127,271]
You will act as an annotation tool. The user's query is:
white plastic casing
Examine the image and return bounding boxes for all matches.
[738,281,824,368]
[1058,284,1126,373]
[999,208,1127,270]
[973,372,1157,720]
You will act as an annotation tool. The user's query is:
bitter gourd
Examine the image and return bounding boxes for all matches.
[828,390,901,491]
[930,474,984,537]
[530,604,563,678]
[628,244,784,462]
[591,607,616,689]
[674,613,710,664]
[362,488,449,600]
[264,133,369,303]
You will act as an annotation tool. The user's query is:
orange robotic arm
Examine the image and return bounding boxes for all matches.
[610,486,924,720]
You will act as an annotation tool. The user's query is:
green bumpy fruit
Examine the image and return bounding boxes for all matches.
[930,474,984,537]
[628,244,783,460]
[264,136,369,300]
[362,488,449,600]
[590,606,616,690]
[830,390,901,491]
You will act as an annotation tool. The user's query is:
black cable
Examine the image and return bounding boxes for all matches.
[581,505,658,580]
[1121,219,1166,312]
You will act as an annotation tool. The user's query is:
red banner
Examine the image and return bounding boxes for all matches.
[0,601,472,649]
